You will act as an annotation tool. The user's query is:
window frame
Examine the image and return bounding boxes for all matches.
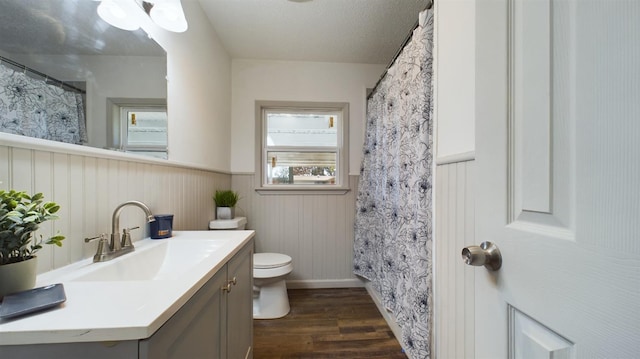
[255,101,350,194]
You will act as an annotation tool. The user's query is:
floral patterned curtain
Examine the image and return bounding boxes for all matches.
[354,9,434,359]
[0,62,87,144]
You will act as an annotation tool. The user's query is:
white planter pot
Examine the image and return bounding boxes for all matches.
[216,207,235,220]
[0,256,37,298]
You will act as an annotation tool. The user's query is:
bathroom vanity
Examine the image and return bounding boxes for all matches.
[0,231,255,359]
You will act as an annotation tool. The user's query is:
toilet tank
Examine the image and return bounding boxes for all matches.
[209,216,247,230]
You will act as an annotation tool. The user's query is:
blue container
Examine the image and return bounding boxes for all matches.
[150,214,173,239]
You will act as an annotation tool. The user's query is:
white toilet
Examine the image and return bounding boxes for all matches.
[253,252,293,319]
[208,216,293,319]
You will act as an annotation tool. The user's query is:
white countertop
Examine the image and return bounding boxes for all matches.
[0,230,255,346]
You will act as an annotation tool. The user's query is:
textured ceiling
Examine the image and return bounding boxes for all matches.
[0,0,428,65]
[198,0,429,65]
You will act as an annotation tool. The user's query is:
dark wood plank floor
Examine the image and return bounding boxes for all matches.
[253,288,408,359]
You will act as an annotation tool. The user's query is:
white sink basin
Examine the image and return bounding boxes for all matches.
[70,239,227,282]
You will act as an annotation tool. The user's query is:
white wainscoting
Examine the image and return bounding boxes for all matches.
[0,144,231,274]
[231,174,360,286]
[435,159,475,359]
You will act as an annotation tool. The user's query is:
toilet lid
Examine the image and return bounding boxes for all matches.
[209,217,247,230]
[254,253,292,269]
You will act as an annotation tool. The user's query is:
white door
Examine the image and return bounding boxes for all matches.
[473,0,640,358]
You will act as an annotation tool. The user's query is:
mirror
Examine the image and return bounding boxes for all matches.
[0,0,167,156]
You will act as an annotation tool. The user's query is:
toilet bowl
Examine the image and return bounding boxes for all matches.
[208,216,293,319]
[253,252,293,319]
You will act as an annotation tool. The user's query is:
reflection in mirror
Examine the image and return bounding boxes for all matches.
[110,100,168,159]
[0,0,167,158]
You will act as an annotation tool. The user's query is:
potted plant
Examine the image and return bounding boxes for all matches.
[213,190,239,220]
[0,189,64,298]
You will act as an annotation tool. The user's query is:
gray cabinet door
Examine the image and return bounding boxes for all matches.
[139,268,226,359]
[226,243,253,359]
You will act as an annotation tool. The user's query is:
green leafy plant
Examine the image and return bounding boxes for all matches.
[213,190,239,208]
[0,190,65,265]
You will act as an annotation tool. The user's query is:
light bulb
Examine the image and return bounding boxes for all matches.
[97,0,140,31]
[149,0,188,33]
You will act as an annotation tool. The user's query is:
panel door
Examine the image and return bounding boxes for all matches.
[474,0,640,357]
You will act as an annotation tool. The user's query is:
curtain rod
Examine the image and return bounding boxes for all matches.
[0,55,86,94]
[367,0,433,100]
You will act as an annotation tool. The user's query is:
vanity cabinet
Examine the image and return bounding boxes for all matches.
[0,239,254,359]
[140,240,254,359]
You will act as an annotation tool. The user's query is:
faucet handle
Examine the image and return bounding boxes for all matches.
[121,226,140,248]
[85,234,110,262]
[85,233,107,243]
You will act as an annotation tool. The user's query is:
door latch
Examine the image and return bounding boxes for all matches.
[461,241,502,271]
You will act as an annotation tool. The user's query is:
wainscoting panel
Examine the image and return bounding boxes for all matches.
[0,144,231,273]
[231,174,358,285]
[435,159,475,359]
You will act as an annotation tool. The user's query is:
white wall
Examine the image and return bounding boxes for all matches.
[435,0,476,160]
[232,174,360,286]
[0,137,230,274]
[144,1,232,171]
[433,1,478,357]
[229,60,383,286]
[230,59,385,174]
[435,160,476,359]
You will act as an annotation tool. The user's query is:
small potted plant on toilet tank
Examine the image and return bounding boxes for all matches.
[213,190,239,220]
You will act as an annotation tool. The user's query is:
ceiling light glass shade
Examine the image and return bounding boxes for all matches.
[97,0,140,31]
[150,0,188,33]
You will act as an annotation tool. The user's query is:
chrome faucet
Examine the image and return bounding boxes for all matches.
[85,201,155,262]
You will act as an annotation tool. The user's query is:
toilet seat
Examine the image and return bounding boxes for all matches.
[254,253,292,269]
[254,253,293,279]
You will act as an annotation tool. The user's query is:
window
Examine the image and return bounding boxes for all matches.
[107,98,168,159]
[256,101,349,192]
[120,105,168,159]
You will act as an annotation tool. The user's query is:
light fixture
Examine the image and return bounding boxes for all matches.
[96,0,188,33]
[148,0,188,33]
[97,0,140,31]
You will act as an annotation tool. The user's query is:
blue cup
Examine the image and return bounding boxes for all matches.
[150,214,173,239]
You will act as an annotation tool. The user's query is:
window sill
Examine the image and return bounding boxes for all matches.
[255,186,351,195]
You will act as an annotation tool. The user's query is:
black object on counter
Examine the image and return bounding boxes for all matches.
[0,283,66,319]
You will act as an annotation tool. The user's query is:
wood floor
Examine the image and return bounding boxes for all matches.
[253,288,408,359]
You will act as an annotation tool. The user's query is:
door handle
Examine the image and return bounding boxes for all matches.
[461,241,502,271]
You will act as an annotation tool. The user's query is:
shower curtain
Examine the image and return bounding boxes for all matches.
[354,9,434,359]
[0,62,87,144]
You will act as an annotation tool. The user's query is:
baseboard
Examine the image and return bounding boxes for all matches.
[285,278,365,289]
